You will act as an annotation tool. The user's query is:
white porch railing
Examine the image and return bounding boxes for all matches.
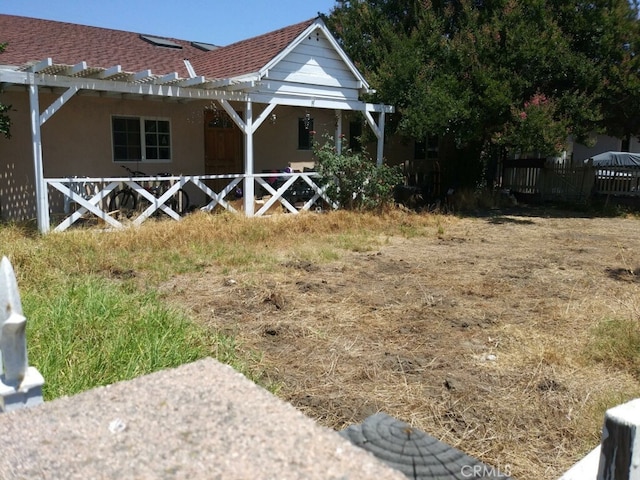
[46,172,334,232]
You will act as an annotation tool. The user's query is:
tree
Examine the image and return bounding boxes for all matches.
[0,42,11,139]
[325,0,640,186]
[591,1,640,150]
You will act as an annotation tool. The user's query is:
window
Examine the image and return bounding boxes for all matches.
[414,135,439,160]
[414,139,426,160]
[112,116,171,162]
[349,120,363,152]
[298,117,314,150]
[426,134,439,159]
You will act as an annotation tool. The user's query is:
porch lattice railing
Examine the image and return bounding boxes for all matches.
[46,172,334,232]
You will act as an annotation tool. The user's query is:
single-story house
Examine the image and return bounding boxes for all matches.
[570,134,640,163]
[0,14,394,232]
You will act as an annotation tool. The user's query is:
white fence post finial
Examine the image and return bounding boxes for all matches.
[0,256,44,412]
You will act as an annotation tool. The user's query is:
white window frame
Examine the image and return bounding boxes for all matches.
[111,115,172,163]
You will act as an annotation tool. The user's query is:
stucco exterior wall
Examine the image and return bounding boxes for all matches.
[0,91,208,220]
[254,106,333,171]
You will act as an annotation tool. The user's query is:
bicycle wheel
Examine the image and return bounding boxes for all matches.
[168,189,190,215]
[108,189,137,216]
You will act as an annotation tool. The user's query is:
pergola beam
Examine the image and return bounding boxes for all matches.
[29,58,53,73]
[248,92,394,113]
[178,76,207,87]
[132,69,153,82]
[156,72,179,84]
[0,71,248,102]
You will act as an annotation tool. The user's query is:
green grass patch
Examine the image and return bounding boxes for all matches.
[332,232,379,252]
[23,276,242,399]
[588,317,640,377]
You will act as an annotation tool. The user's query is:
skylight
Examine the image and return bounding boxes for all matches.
[191,41,219,51]
[139,35,182,49]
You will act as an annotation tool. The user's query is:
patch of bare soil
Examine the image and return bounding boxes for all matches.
[158,211,640,479]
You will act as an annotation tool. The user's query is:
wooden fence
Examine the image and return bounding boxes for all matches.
[501,159,596,202]
[502,158,640,203]
[593,168,640,196]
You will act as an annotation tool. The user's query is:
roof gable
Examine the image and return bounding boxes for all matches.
[263,23,367,91]
[261,20,370,92]
[189,18,371,96]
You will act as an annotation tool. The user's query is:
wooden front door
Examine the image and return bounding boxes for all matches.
[204,110,243,192]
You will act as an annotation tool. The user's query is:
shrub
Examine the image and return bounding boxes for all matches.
[313,137,402,211]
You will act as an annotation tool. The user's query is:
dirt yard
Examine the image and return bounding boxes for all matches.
[159,209,640,479]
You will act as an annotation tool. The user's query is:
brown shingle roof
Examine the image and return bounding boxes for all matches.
[0,15,206,77]
[0,14,315,80]
[189,18,315,79]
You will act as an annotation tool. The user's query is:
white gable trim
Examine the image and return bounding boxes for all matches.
[257,19,371,94]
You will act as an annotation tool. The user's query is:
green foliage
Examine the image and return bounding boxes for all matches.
[495,92,570,157]
[313,136,403,210]
[326,0,640,177]
[0,103,10,139]
[597,2,640,145]
[0,42,10,139]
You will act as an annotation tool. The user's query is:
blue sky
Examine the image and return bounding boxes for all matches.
[1,1,338,45]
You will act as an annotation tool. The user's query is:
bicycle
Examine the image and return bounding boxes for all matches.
[108,166,190,217]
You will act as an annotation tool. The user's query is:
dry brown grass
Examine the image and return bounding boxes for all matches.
[6,208,639,479]
[152,208,640,480]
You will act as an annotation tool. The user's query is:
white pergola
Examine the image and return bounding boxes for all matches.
[0,56,393,233]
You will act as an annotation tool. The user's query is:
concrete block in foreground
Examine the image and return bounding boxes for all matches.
[0,358,406,480]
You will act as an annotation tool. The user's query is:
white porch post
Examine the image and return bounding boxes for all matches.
[29,77,50,233]
[364,108,387,167]
[376,111,385,166]
[243,100,254,216]
[335,110,343,154]
[218,99,277,217]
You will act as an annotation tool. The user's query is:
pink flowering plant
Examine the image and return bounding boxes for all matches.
[495,92,569,157]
